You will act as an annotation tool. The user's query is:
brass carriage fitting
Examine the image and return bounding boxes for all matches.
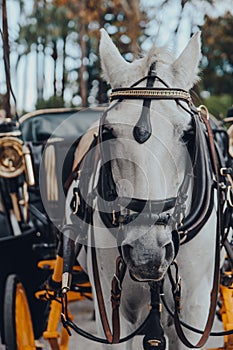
[0,136,24,178]
[23,145,35,186]
[147,339,161,346]
[197,104,210,122]
[72,190,79,214]
[18,182,29,222]
[148,303,162,313]
[220,167,233,189]
[61,272,72,294]
[10,192,22,222]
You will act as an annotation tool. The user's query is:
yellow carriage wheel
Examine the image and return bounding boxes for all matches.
[3,274,36,350]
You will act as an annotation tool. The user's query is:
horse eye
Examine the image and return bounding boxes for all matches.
[182,127,194,144]
[102,126,116,141]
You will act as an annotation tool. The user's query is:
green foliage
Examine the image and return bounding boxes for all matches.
[201,12,233,95]
[7,0,233,112]
[15,0,147,109]
[36,96,65,109]
[202,94,233,119]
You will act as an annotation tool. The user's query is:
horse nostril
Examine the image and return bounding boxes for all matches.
[122,244,133,260]
[165,242,174,262]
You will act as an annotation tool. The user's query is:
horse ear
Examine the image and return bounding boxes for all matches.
[172,31,201,89]
[99,28,129,87]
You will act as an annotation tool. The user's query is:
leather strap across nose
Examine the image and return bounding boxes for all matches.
[133,62,157,143]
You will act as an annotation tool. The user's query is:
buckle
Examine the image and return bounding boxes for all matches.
[72,188,79,214]
[220,167,233,189]
[197,104,210,122]
[113,273,122,291]
[227,186,233,207]
[220,167,232,176]
[112,210,117,225]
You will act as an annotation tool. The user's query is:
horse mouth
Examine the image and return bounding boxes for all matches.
[122,243,173,282]
[129,269,165,282]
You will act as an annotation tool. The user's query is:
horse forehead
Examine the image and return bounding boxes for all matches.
[126,59,174,85]
[106,100,186,133]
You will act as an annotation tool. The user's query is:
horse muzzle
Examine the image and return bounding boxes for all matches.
[122,233,175,282]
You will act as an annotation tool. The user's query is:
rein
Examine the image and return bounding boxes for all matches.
[166,108,223,348]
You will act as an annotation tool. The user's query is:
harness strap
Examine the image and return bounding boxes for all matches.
[172,110,222,348]
[110,88,192,104]
[91,242,127,344]
[91,245,113,343]
[111,256,127,343]
[118,196,176,213]
[178,112,214,242]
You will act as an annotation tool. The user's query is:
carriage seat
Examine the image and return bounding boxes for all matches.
[19,109,102,225]
[72,121,99,172]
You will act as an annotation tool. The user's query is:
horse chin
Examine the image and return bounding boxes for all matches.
[129,269,166,283]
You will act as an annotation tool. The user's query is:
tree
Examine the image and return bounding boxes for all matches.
[11,0,232,111]
[54,0,147,106]
[17,2,75,109]
[16,0,148,108]
[201,12,233,95]
[2,0,11,117]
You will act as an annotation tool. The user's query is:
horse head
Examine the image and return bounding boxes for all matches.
[98,29,201,282]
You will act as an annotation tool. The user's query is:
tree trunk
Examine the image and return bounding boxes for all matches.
[61,36,66,100]
[53,59,57,97]
[79,22,88,107]
[23,55,28,112]
[118,0,141,56]
[2,0,11,118]
[36,43,44,100]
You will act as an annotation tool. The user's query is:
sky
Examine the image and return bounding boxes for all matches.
[1,0,233,112]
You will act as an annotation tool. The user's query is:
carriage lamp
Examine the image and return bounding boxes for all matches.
[0,136,35,186]
[0,136,24,178]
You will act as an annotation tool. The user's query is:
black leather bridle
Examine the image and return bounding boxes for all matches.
[65,62,233,349]
[96,63,214,255]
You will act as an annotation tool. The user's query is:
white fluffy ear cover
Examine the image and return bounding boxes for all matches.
[99,28,129,87]
[172,32,201,89]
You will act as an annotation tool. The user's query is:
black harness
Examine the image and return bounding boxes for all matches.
[64,63,233,349]
[69,62,233,259]
[97,71,213,246]
[70,65,224,247]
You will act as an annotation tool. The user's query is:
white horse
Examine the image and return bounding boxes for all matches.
[65,29,222,350]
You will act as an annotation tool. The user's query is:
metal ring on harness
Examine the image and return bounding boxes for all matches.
[227,186,233,207]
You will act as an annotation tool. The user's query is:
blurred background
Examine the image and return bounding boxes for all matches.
[0,2,232,349]
[0,0,233,117]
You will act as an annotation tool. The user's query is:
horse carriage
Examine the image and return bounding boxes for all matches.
[1,28,233,350]
[0,107,101,349]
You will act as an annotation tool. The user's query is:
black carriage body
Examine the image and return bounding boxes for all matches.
[0,107,102,341]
